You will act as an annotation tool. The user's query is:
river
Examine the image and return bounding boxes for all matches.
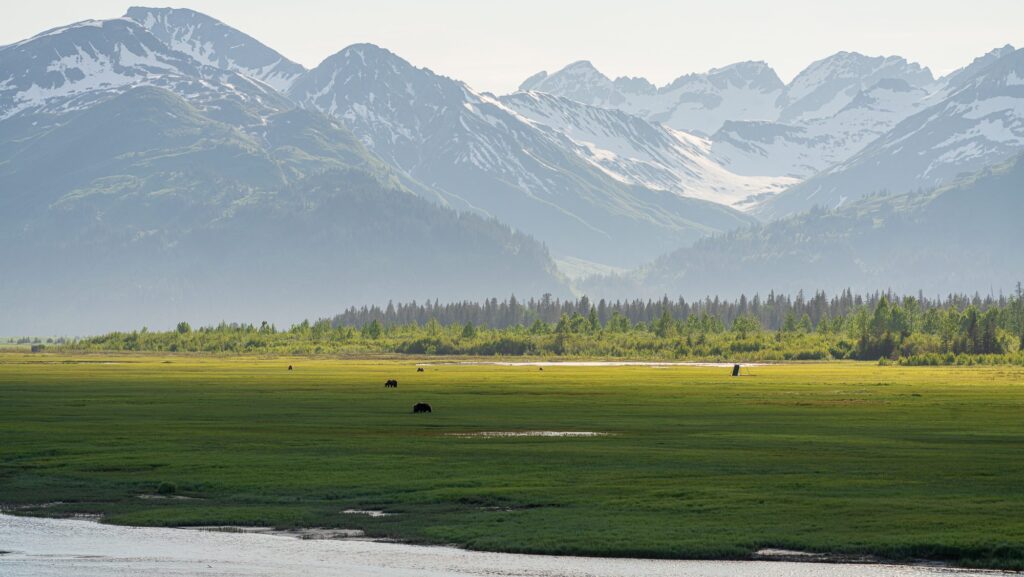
[0,514,1010,577]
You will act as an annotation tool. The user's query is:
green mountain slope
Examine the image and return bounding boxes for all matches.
[0,87,566,335]
[583,154,1024,299]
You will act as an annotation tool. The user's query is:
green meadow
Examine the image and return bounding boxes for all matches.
[1,354,1022,568]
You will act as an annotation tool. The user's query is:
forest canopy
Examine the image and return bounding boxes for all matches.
[53,288,1024,365]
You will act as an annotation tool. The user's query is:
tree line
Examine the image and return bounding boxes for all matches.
[61,288,1024,364]
[329,290,1018,333]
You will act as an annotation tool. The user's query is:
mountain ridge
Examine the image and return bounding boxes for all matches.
[758,46,1024,218]
[288,42,759,266]
[125,6,307,92]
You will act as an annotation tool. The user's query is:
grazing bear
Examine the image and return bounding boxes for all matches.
[288,365,293,371]
[417,367,425,372]
[539,367,544,371]
[385,379,398,388]
[413,402,432,413]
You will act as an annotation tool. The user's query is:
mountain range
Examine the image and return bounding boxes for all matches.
[286,43,764,266]
[1,6,1022,334]
[527,46,1024,219]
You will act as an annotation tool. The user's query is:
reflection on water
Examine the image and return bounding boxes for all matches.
[0,514,1003,577]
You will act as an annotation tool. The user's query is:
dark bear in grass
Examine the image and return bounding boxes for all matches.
[385,379,398,388]
[288,365,293,371]
[413,402,432,413]
[417,367,424,372]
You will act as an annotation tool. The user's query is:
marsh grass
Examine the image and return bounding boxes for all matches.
[1,353,1022,568]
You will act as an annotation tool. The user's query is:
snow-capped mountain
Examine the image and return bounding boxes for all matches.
[712,77,934,178]
[521,52,940,180]
[757,47,1024,219]
[125,6,306,92]
[500,90,796,209]
[0,18,198,121]
[936,45,1016,96]
[0,16,288,123]
[517,46,1024,220]
[521,60,783,135]
[0,10,763,269]
[519,61,619,107]
[289,44,757,266]
[0,16,566,335]
[775,52,933,123]
[710,53,937,178]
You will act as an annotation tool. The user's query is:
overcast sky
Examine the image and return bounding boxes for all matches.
[3,1,1023,93]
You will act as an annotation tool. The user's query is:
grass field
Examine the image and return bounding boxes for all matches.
[1,354,1022,569]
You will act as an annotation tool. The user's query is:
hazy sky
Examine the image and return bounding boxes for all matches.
[3,1,1023,93]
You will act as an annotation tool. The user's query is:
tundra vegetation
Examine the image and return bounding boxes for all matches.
[59,290,1024,364]
[0,357,1021,569]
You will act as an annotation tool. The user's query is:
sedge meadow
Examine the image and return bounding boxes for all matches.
[1,354,1021,570]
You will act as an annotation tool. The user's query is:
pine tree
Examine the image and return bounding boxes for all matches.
[731,315,761,338]
[782,312,798,333]
[655,308,676,338]
[555,313,570,335]
[817,312,831,334]
[588,306,600,332]
[361,320,382,340]
[1016,282,1024,351]
[798,313,813,333]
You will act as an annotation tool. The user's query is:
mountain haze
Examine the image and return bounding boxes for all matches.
[584,154,1024,299]
[0,16,566,335]
[500,90,795,208]
[289,44,757,266]
[759,47,1024,218]
[521,60,783,136]
[2,6,1022,335]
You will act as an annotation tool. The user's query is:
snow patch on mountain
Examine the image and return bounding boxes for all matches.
[520,60,783,135]
[0,19,200,120]
[521,52,942,180]
[713,76,933,177]
[501,91,795,208]
[756,47,1024,219]
[0,16,287,124]
[776,52,933,123]
[125,6,306,92]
